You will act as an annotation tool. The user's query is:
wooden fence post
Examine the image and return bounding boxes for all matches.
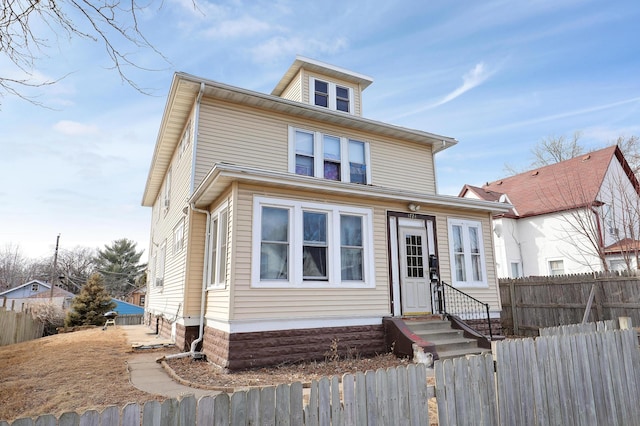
[509,280,519,335]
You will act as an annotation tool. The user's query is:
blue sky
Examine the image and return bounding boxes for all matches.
[1,0,639,261]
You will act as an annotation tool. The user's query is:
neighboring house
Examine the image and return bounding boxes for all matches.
[141,56,510,369]
[0,280,75,311]
[125,288,146,307]
[460,145,640,277]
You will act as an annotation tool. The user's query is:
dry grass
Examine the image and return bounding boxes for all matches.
[1,328,439,424]
[0,328,162,422]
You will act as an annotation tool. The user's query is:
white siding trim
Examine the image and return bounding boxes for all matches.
[206,315,383,334]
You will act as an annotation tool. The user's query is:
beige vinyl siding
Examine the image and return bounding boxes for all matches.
[279,69,303,103]
[194,99,437,194]
[146,109,197,319]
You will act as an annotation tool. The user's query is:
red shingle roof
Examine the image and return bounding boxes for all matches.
[461,145,638,218]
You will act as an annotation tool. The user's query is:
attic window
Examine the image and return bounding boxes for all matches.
[310,77,353,114]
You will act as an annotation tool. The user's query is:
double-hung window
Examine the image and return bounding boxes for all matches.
[156,242,166,287]
[173,219,185,254]
[310,77,353,114]
[289,127,370,185]
[253,197,373,288]
[208,208,229,288]
[447,218,487,287]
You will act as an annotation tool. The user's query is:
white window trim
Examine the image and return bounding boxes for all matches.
[173,218,185,254]
[179,120,191,159]
[251,196,375,289]
[288,126,371,184]
[162,167,172,214]
[156,241,166,287]
[309,77,354,114]
[207,206,229,289]
[548,258,565,276]
[447,218,488,288]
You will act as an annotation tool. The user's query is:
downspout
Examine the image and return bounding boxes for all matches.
[591,205,607,271]
[189,82,205,195]
[162,205,211,361]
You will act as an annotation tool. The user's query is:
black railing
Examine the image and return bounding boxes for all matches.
[431,280,493,340]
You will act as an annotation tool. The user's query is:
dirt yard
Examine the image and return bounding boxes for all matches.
[0,327,435,423]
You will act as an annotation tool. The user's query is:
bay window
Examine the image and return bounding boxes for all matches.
[447,218,487,287]
[253,197,373,288]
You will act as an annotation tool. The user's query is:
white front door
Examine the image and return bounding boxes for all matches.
[398,221,432,315]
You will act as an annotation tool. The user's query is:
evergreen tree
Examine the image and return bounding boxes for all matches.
[94,238,146,297]
[65,273,116,327]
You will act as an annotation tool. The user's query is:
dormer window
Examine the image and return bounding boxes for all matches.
[310,77,353,114]
[314,80,329,108]
[336,86,350,112]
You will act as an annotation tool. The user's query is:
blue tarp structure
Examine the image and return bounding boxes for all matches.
[111,299,144,315]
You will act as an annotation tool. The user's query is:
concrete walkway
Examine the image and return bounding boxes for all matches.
[122,325,222,399]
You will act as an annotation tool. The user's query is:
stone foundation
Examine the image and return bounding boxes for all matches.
[203,324,386,370]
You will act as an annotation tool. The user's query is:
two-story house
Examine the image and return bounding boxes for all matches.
[141,56,509,369]
[460,145,640,277]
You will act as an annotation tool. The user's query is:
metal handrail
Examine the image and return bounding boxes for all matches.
[431,280,493,340]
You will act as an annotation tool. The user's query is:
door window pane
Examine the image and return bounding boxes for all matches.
[405,234,424,278]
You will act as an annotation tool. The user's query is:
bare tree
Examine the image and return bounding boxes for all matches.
[531,132,584,168]
[505,133,640,177]
[613,135,640,176]
[0,243,29,290]
[57,246,97,292]
[1,0,169,105]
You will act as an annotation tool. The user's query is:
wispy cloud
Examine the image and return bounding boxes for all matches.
[391,62,497,120]
[202,16,274,39]
[492,96,640,133]
[53,120,100,136]
[250,36,348,63]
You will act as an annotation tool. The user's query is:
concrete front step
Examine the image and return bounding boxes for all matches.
[436,347,491,360]
[404,317,489,360]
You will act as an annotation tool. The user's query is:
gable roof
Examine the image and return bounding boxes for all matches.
[460,145,640,218]
[0,279,49,296]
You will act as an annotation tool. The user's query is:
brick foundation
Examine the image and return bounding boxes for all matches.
[203,324,386,370]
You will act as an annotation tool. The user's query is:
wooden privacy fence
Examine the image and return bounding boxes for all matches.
[116,314,143,325]
[3,325,639,425]
[435,328,640,426]
[0,307,43,346]
[1,364,434,426]
[499,273,640,336]
[539,319,618,336]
